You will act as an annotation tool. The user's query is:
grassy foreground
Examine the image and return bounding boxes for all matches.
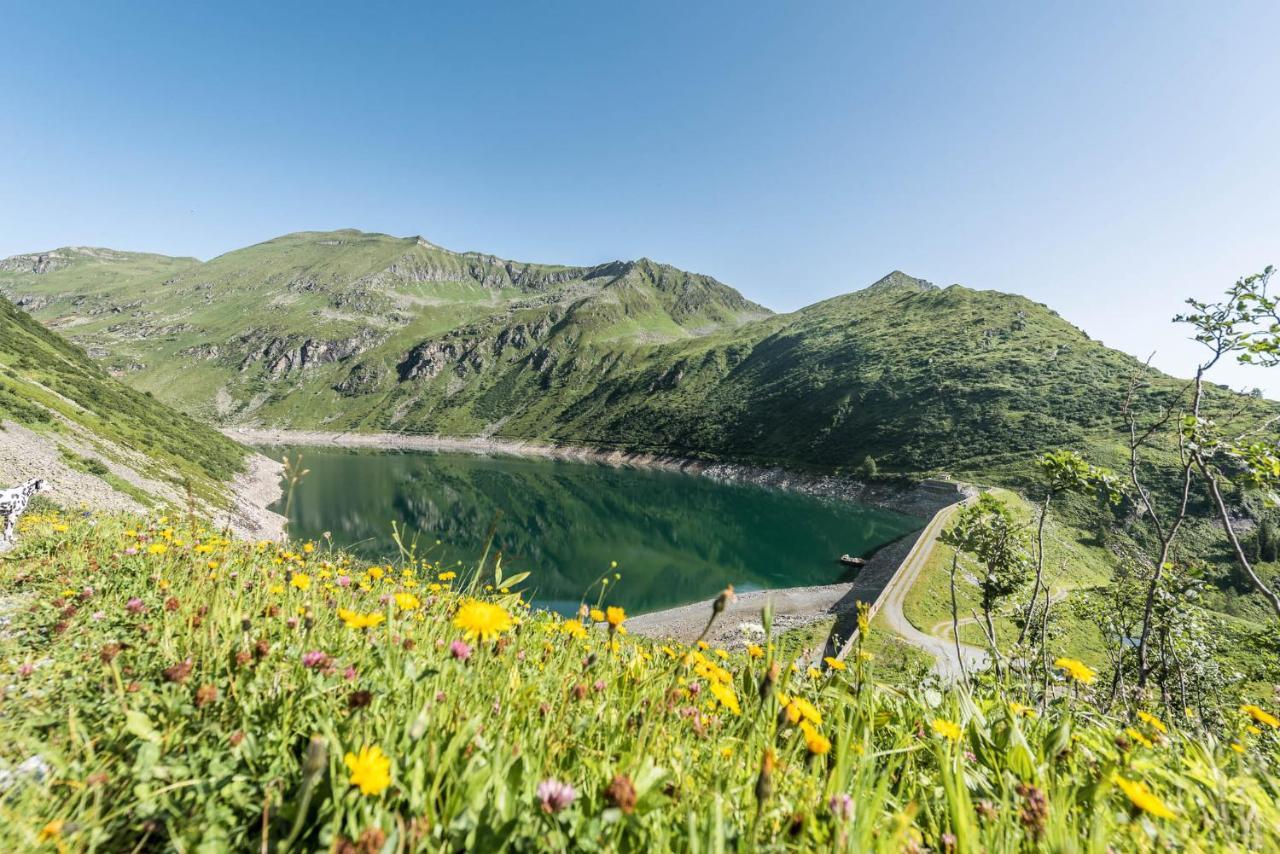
[2,512,1278,851]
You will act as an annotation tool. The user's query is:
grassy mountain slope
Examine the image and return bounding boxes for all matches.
[0,293,248,509]
[1,231,1219,481]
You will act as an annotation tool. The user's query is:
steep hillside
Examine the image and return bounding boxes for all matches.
[0,295,280,533]
[0,231,769,431]
[0,232,1266,483]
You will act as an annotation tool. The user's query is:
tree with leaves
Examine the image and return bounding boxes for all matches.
[1019,450,1123,648]
[939,493,1031,679]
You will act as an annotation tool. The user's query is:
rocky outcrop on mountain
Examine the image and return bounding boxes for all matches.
[12,294,50,312]
[396,338,487,382]
[0,252,69,275]
[377,250,585,293]
[181,343,221,360]
[333,361,386,397]
[236,329,382,379]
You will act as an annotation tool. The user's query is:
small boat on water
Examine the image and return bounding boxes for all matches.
[839,554,866,568]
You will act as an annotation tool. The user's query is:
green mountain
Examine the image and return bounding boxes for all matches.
[0,230,1212,480]
[0,292,265,521]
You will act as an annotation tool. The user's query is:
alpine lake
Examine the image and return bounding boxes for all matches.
[265,447,922,616]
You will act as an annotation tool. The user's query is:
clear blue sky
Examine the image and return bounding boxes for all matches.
[3,1,1279,393]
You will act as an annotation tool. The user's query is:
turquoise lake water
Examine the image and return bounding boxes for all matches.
[266,447,922,615]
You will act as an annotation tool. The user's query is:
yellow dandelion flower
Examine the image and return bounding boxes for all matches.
[746,644,764,659]
[589,608,605,623]
[393,592,421,611]
[1126,727,1154,749]
[790,696,821,725]
[344,744,392,796]
[1054,657,1097,684]
[800,720,831,755]
[1009,702,1036,718]
[1241,704,1280,729]
[290,573,311,592]
[1231,742,1247,754]
[269,583,285,595]
[807,666,822,679]
[824,656,846,671]
[302,542,314,553]
[367,566,385,580]
[438,571,457,581]
[708,680,741,715]
[338,609,386,630]
[561,619,588,639]
[931,718,963,742]
[147,543,168,555]
[454,599,514,642]
[606,606,626,628]
[714,648,729,660]
[1137,710,1167,734]
[38,820,64,843]
[1112,774,1176,820]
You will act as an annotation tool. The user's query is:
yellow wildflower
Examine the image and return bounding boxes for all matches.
[393,592,421,611]
[1112,774,1176,819]
[1137,710,1167,734]
[1241,704,1280,729]
[589,608,605,623]
[454,599,514,642]
[438,571,457,581]
[1126,727,1154,749]
[290,573,311,592]
[147,543,168,555]
[367,566,385,580]
[789,696,822,725]
[800,720,831,755]
[746,644,764,659]
[708,680,741,715]
[1054,657,1097,684]
[606,606,626,628]
[38,820,64,843]
[561,619,588,640]
[824,656,846,671]
[1231,742,1247,754]
[338,609,386,630]
[807,666,822,679]
[931,718,963,742]
[1009,702,1036,718]
[344,744,392,796]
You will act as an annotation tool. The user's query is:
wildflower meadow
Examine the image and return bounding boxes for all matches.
[1,510,1278,851]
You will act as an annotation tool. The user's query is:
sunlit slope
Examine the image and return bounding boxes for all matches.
[2,234,1264,479]
[0,293,246,501]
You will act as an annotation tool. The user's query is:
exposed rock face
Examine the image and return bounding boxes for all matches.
[396,340,486,381]
[0,252,68,275]
[180,343,221,360]
[333,361,386,397]
[236,329,381,379]
[13,294,50,312]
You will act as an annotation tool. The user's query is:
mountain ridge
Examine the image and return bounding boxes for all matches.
[0,228,1257,482]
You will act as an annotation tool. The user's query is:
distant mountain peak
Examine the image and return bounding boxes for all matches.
[864,271,937,294]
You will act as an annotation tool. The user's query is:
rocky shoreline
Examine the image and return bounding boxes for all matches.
[222,427,969,518]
